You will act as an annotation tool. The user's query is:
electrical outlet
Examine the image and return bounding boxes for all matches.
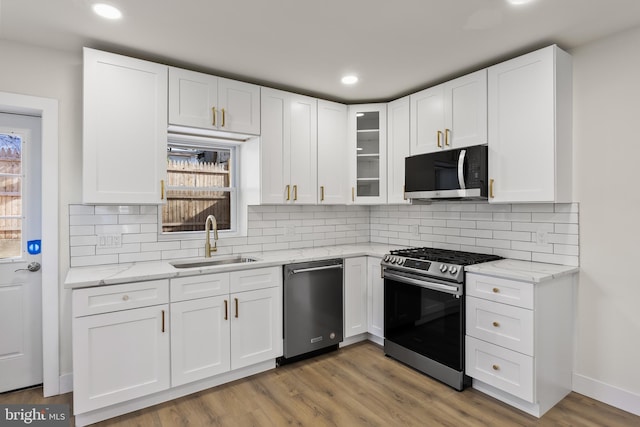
[97,233,122,249]
[409,224,419,235]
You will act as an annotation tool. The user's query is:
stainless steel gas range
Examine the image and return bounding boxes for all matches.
[382,247,501,391]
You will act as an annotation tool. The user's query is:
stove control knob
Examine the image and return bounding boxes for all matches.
[383,255,390,263]
[398,258,405,266]
[393,257,400,264]
[449,266,458,274]
[439,264,448,273]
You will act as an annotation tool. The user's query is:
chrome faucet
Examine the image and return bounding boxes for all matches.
[204,215,218,257]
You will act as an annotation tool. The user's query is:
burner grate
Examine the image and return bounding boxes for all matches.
[390,247,501,266]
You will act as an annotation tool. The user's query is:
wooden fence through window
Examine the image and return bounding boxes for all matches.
[162,160,231,233]
[0,155,22,240]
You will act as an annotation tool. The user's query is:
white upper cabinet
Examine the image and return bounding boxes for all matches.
[488,45,572,203]
[83,48,168,204]
[169,67,260,135]
[318,100,349,204]
[410,69,487,155]
[387,96,410,204]
[260,87,317,204]
[348,104,387,204]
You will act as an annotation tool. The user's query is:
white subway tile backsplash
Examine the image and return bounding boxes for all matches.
[119,251,161,263]
[555,223,579,234]
[69,225,95,236]
[95,224,141,234]
[70,214,117,226]
[532,212,579,224]
[69,202,580,268]
[95,205,140,215]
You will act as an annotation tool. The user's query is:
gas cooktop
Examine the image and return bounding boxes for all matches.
[382,247,502,283]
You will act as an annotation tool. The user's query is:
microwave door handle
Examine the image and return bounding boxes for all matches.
[458,149,467,189]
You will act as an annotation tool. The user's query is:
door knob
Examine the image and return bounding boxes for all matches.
[15,262,41,273]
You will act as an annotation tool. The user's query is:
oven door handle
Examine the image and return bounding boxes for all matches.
[384,271,460,294]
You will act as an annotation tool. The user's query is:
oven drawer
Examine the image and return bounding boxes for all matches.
[466,336,534,403]
[466,273,533,309]
[73,280,169,317]
[466,296,534,355]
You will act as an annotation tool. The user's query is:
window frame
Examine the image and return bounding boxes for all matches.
[158,133,240,241]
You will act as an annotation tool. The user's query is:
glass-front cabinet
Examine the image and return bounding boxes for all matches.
[348,104,387,204]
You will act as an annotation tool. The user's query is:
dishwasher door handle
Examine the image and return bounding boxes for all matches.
[290,264,343,275]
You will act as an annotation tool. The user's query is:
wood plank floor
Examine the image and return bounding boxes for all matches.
[1,341,637,426]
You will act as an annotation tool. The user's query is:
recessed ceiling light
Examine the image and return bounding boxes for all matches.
[341,75,359,85]
[92,3,122,20]
[506,0,534,5]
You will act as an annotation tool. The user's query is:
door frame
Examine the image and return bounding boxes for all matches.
[0,91,59,397]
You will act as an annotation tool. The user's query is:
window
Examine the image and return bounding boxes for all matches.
[162,135,237,235]
[0,133,22,259]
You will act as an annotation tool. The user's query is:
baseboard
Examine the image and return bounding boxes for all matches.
[573,373,640,416]
[59,373,73,394]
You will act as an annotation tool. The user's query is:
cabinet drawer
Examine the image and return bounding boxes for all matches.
[73,280,169,317]
[230,267,281,293]
[466,336,534,403]
[466,273,533,309]
[171,273,230,302]
[466,296,533,355]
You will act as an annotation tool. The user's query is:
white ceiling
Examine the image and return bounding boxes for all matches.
[2,0,640,103]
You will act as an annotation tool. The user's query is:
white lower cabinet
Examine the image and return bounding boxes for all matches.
[171,267,282,384]
[72,267,282,421]
[367,257,384,339]
[344,257,368,337]
[344,256,384,342]
[465,271,575,417]
[72,281,171,414]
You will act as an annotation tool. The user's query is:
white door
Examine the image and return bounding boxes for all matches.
[344,257,368,337]
[0,113,43,393]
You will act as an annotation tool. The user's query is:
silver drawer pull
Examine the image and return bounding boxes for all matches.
[122,295,130,301]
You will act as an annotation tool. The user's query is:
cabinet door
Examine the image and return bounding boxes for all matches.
[367,257,384,338]
[168,67,218,130]
[318,100,349,204]
[83,48,167,204]
[260,88,289,203]
[445,69,487,149]
[488,46,557,203]
[230,287,282,370]
[218,77,260,135]
[344,257,368,337]
[348,104,387,204]
[387,96,410,204]
[72,305,170,413]
[289,94,318,204]
[171,296,230,386]
[410,85,444,155]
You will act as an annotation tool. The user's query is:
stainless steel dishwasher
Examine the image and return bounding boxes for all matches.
[279,258,344,364]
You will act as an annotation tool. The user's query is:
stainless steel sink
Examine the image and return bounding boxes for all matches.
[170,255,258,269]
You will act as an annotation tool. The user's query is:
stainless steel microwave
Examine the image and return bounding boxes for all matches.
[404,145,488,201]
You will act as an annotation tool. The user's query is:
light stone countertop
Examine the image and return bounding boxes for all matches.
[64,243,403,289]
[465,258,579,283]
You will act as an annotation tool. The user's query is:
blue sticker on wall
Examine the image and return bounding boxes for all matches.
[27,240,41,255]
